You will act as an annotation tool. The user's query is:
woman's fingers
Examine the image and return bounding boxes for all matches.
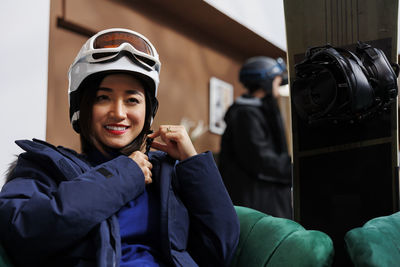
[144,168,152,184]
[148,125,197,160]
[147,130,160,139]
[151,140,168,152]
[128,151,153,184]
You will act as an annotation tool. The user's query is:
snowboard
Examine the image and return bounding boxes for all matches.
[283,0,399,265]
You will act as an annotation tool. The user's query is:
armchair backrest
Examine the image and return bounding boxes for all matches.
[231,206,334,267]
[345,211,400,266]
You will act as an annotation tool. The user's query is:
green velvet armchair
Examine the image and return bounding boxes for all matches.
[0,242,11,267]
[231,206,334,267]
[0,206,334,267]
[345,211,400,267]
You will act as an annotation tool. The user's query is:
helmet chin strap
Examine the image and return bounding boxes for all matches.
[119,129,153,155]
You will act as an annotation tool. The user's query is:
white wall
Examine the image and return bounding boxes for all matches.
[204,0,287,51]
[0,0,50,185]
[206,0,400,54]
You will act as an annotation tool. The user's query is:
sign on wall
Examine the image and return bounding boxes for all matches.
[209,77,234,135]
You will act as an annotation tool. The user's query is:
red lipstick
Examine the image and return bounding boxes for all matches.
[104,124,130,135]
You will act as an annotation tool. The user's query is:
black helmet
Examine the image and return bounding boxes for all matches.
[239,56,287,93]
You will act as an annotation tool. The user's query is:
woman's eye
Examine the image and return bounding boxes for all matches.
[127,98,140,104]
[95,95,109,102]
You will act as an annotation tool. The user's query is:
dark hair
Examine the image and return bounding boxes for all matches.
[78,72,153,156]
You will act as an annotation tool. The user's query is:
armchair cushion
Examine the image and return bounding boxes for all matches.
[231,206,334,267]
[0,242,12,267]
[345,211,400,267]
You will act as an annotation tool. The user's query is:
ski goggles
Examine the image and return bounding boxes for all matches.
[265,57,287,79]
[84,30,161,71]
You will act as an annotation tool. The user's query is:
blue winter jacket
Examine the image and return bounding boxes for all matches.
[0,139,239,267]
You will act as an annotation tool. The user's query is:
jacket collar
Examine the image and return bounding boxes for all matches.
[235,95,263,107]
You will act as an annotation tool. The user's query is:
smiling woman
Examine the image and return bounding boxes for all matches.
[91,74,147,154]
[0,28,239,267]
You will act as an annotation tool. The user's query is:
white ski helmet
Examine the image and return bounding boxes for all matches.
[68,28,161,133]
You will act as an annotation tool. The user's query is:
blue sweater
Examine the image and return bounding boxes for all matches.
[118,188,164,267]
[0,139,239,267]
[87,149,164,266]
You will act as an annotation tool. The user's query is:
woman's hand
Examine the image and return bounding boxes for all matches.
[148,125,198,161]
[129,151,153,184]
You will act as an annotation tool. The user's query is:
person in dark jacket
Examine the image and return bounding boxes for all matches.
[219,56,292,219]
[0,28,239,267]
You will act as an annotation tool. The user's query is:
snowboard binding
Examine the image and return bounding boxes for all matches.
[292,41,399,125]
